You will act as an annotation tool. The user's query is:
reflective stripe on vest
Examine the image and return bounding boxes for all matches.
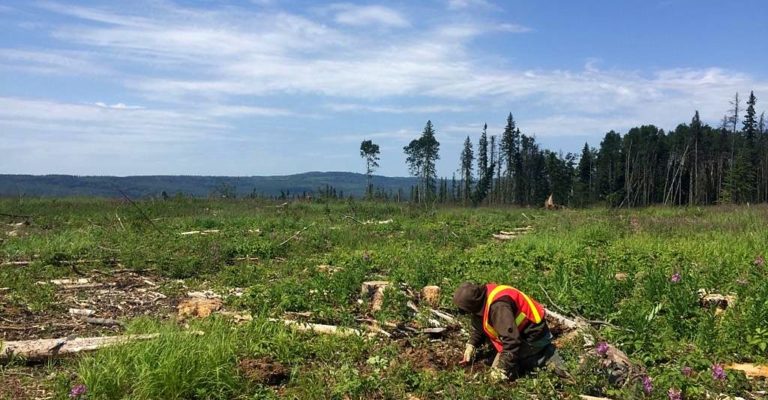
[481,284,546,352]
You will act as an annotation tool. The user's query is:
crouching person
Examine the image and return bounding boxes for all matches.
[452,282,567,382]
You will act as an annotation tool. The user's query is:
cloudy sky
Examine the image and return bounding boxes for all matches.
[1,0,767,177]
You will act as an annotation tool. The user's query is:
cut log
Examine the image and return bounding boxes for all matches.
[545,308,588,331]
[429,308,457,325]
[85,318,124,327]
[579,396,612,400]
[68,308,96,317]
[726,363,768,378]
[1,334,159,362]
[492,233,517,240]
[269,319,362,337]
[421,286,441,307]
[361,281,390,312]
[1,261,31,267]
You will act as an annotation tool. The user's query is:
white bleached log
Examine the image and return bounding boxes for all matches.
[269,319,362,337]
[0,334,159,362]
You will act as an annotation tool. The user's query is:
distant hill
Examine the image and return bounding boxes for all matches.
[0,172,419,199]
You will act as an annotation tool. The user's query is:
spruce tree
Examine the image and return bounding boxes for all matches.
[459,136,474,204]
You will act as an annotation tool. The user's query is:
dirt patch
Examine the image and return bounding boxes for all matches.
[0,270,175,341]
[0,370,54,400]
[238,357,290,386]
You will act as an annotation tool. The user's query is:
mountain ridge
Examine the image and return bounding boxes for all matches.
[0,172,419,198]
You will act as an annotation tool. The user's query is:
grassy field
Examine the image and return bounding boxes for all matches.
[1,198,767,399]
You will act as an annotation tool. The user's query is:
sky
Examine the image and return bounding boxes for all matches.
[1,0,767,177]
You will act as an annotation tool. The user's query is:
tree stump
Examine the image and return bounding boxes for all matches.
[421,286,441,307]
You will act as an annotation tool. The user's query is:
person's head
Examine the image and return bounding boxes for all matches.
[452,282,486,316]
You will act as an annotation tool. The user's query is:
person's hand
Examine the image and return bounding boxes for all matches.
[459,343,476,365]
[489,366,507,382]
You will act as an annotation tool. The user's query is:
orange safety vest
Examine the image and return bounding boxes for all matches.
[482,284,546,352]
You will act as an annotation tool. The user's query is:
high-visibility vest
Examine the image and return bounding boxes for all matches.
[481,284,546,352]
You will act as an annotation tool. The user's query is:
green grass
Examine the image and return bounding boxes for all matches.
[1,198,767,399]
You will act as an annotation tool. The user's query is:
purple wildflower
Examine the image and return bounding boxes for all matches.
[755,255,765,267]
[642,375,653,395]
[681,366,693,377]
[596,342,609,356]
[711,363,726,381]
[670,272,681,283]
[668,388,682,400]
[69,384,87,398]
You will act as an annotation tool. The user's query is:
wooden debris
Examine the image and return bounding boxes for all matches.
[579,396,612,400]
[545,194,557,209]
[429,309,457,325]
[363,219,393,225]
[68,308,95,317]
[362,281,390,312]
[217,311,254,324]
[187,290,222,299]
[179,229,220,236]
[1,261,31,267]
[726,363,768,378]
[421,327,447,336]
[317,264,342,273]
[41,278,91,286]
[493,226,533,240]
[85,318,124,327]
[698,290,737,312]
[421,286,441,307]
[177,298,223,319]
[269,319,362,337]
[0,334,159,362]
[614,272,628,281]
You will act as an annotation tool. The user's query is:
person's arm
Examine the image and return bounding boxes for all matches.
[468,315,487,347]
[488,301,521,373]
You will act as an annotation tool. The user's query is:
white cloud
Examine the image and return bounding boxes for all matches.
[6,1,768,152]
[94,102,144,109]
[446,0,494,10]
[331,4,409,28]
[326,103,469,114]
[0,49,111,75]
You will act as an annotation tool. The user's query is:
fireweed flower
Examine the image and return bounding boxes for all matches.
[670,272,681,283]
[681,366,693,377]
[69,384,87,398]
[667,388,682,400]
[642,375,653,394]
[712,364,726,381]
[596,342,609,356]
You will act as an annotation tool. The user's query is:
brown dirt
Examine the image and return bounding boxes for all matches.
[238,357,290,386]
[0,369,55,400]
[0,270,175,341]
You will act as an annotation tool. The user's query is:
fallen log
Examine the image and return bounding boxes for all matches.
[269,319,362,337]
[726,363,768,378]
[85,318,124,327]
[429,308,457,325]
[1,261,31,267]
[362,281,390,312]
[68,308,96,317]
[1,334,159,362]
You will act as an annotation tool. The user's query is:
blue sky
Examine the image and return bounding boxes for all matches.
[1,0,767,177]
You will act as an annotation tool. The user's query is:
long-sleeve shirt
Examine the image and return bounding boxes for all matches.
[468,297,550,371]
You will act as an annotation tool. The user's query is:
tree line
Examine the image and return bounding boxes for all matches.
[361,91,767,207]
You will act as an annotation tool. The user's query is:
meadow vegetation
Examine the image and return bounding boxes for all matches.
[1,198,766,399]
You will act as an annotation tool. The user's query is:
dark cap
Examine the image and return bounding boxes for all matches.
[452,282,486,315]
